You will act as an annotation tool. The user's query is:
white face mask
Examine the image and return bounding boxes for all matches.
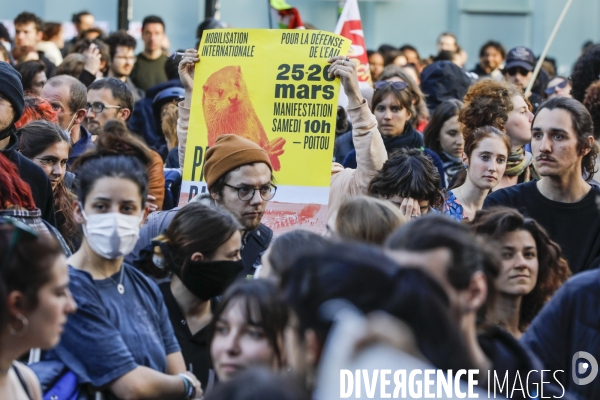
[80,205,143,259]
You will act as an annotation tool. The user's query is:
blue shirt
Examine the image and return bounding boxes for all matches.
[45,264,180,387]
[68,126,95,167]
[442,190,467,221]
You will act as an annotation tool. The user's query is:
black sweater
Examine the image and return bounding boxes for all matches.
[484,181,600,274]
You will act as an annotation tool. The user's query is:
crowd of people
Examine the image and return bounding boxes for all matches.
[1,8,600,400]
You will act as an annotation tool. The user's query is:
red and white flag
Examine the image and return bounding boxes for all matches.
[334,0,371,87]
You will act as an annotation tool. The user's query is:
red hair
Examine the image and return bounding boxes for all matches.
[0,153,36,210]
[14,97,59,129]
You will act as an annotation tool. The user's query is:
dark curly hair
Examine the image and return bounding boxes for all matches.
[583,80,600,140]
[368,148,443,209]
[534,96,599,181]
[571,44,600,102]
[459,79,527,138]
[471,207,570,331]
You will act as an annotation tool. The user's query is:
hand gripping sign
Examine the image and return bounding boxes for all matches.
[180,29,351,234]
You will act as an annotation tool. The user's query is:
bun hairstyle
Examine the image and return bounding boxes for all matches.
[72,124,149,207]
[459,79,528,138]
[94,120,153,166]
[136,202,242,279]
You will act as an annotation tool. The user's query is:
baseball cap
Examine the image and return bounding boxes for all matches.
[504,46,536,71]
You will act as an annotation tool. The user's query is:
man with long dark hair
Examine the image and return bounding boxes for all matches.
[485,97,600,274]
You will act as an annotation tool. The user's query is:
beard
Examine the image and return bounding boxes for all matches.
[240,212,263,231]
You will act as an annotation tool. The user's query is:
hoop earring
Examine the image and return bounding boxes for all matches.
[8,314,29,337]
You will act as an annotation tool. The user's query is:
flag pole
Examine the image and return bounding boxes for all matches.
[268,0,274,28]
[524,0,574,97]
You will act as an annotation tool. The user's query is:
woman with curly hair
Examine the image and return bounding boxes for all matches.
[458,79,538,190]
[443,126,510,221]
[571,44,600,103]
[471,207,570,337]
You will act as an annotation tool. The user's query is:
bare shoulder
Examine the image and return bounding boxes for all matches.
[13,363,43,400]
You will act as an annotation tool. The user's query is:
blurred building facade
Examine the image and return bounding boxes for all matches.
[2,0,599,75]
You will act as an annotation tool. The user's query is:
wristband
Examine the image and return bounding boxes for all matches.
[178,373,196,399]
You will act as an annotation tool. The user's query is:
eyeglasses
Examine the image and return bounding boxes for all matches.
[506,67,531,76]
[86,102,122,113]
[1,217,39,267]
[374,81,409,91]
[544,79,568,95]
[224,183,277,201]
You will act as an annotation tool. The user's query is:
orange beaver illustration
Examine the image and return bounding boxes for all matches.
[202,65,285,170]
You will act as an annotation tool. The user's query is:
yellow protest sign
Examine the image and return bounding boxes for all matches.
[180,29,351,234]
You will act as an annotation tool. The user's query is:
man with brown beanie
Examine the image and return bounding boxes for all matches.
[127,133,275,278]
[203,134,275,278]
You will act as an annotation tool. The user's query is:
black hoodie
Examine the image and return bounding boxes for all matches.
[479,326,570,399]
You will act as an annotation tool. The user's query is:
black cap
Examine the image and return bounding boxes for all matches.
[505,46,536,71]
[420,61,472,115]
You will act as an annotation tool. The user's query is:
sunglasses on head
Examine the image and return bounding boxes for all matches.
[374,81,409,91]
[506,67,531,76]
[544,79,568,95]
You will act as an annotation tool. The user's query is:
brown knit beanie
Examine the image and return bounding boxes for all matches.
[204,134,272,189]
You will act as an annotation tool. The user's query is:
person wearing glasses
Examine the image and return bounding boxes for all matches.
[0,217,77,400]
[545,76,572,100]
[202,134,276,279]
[84,77,132,139]
[502,46,549,113]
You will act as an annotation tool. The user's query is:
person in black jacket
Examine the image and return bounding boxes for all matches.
[484,97,600,274]
[203,135,274,279]
[0,61,56,226]
[522,270,600,399]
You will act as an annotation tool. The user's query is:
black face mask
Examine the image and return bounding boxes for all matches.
[178,259,243,301]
